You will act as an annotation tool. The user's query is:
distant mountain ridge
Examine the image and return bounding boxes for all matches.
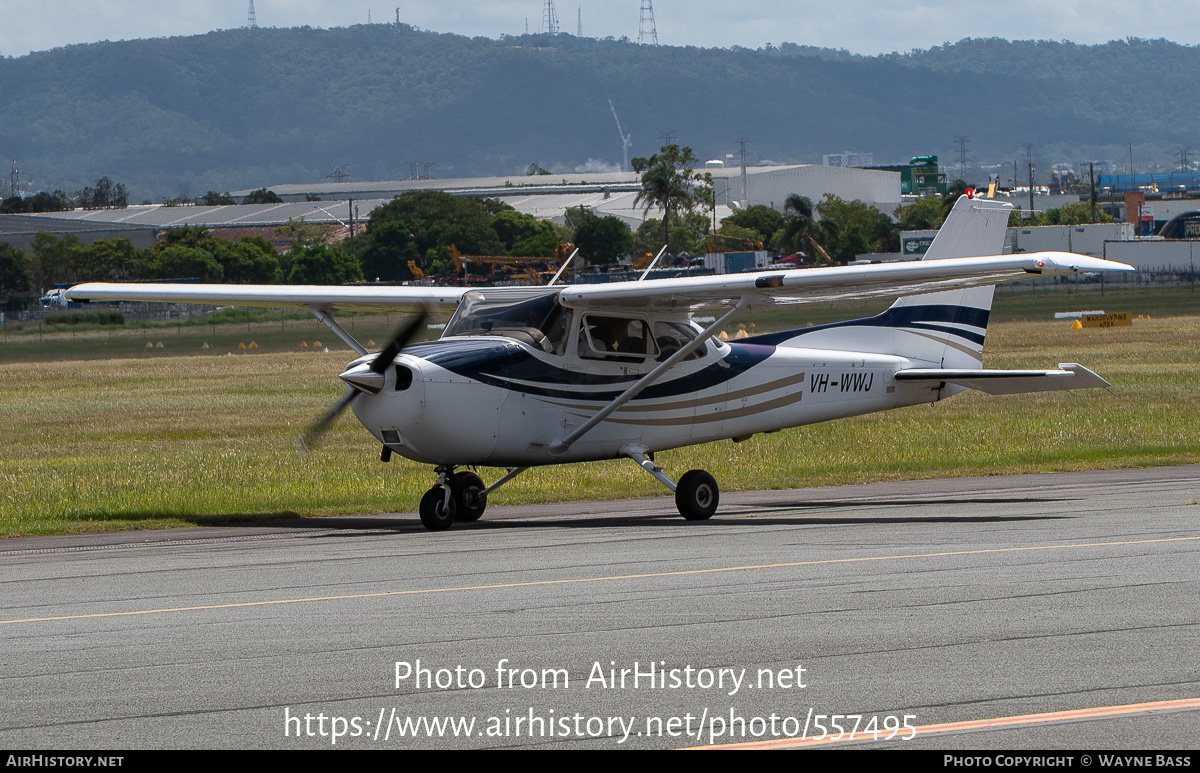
[2,27,1195,202]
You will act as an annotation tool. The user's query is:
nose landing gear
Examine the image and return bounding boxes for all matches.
[419,468,487,531]
[453,472,487,522]
[418,467,527,531]
[418,483,456,531]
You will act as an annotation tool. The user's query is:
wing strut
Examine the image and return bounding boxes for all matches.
[547,298,751,456]
[638,244,669,281]
[309,307,368,356]
[547,248,580,286]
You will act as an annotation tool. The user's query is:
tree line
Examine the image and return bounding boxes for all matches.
[0,224,361,298]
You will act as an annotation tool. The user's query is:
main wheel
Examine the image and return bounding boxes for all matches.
[419,486,456,531]
[675,470,719,521]
[452,472,487,522]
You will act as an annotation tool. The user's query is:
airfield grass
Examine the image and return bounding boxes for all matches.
[2,286,1198,536]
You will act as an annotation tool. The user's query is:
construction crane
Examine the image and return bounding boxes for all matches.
[606,92,633,172]
[704,233,765,253]
[448,244,575,286]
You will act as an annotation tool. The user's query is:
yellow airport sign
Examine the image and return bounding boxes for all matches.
[1080,312,1132,328]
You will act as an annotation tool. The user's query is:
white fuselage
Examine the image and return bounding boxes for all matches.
[350,334,943,468]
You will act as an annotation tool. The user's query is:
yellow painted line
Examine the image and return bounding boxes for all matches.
[692,697,1200,749]
[3,535,1197,626]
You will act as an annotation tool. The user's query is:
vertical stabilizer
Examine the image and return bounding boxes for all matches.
[747,195,1015,369]
[884,195,1015,368]
[922,194,1013,260]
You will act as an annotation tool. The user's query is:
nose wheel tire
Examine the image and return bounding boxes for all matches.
[452,472,488,522]
[675,469,719,521]
[419,485,457,531]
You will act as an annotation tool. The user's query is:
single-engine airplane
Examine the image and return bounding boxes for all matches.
[66,194,1135,531]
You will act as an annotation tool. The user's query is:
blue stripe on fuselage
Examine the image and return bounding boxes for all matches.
[741,304,990,347]
[407,338,776,402]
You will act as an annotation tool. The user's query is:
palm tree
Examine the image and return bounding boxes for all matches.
[631,144,710,252]
[777,194,833,263]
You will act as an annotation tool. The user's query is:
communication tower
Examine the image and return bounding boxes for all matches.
[577,6,582,37]
[540,1,559,35]
[247,1,257,29]
[639,1,658,46]
[10,161,18,198]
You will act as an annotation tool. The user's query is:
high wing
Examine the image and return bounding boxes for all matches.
[557,252,1133,311]
[65,251,1133,312]
[62,283,469,314]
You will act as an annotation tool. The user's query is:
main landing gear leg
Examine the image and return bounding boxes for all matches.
[621,444,720,522]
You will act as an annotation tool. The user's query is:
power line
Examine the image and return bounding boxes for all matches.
[408,162,435,180]
[326,164,352,184]
[736,137,750,204]
[1023,143,1035,216]
[955,135,970,180]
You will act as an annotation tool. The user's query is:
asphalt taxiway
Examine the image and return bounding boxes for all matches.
[2,466,1197,749]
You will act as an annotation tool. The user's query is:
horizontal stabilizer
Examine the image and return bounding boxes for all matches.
[894,363,1110,395]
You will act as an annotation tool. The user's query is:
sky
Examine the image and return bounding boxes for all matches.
[1,0,1197,58]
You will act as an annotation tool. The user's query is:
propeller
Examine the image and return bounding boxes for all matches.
[295,311,427,456]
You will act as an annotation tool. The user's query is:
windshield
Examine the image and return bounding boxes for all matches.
[443,288,567,353]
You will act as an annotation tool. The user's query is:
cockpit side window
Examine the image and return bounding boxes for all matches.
[578,314,658,362]
[652,320,705,361]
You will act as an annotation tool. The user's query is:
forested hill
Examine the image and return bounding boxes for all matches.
[2,26,1197,201]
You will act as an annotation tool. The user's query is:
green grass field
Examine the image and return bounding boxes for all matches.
[2,286,1197,537]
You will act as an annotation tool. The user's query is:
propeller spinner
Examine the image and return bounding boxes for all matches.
[296,312,427,455]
